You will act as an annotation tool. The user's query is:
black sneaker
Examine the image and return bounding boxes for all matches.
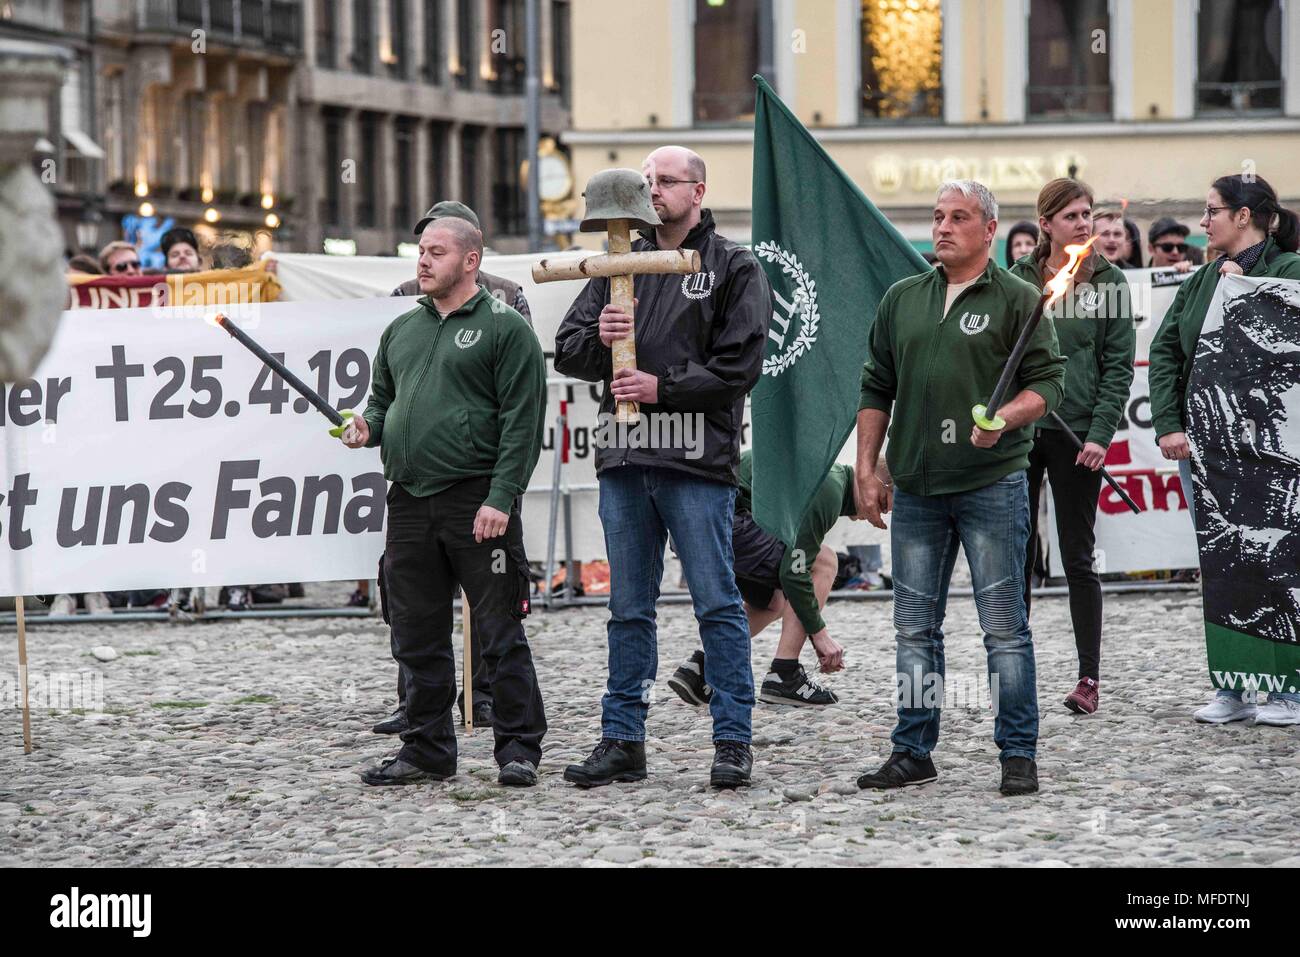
[710,741,753,789]
[667,650,712,707]
[372,708,409,735]
[857,752,938,790]
[563,739,647,788]
[999,756,1039,796]
[498,760,538,787]
[760,665,838,706]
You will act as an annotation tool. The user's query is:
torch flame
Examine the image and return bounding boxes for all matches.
[1044,236,1097,308]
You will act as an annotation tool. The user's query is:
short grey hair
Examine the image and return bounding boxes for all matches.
[937,180,999,223]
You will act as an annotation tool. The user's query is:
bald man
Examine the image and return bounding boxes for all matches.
[555,146,772,789]
[343,216,549,787]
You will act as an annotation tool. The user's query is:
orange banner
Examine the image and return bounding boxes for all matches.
[66,264,282,310]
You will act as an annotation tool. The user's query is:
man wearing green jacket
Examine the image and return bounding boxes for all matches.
[667,451,856,709]
[1010,177,1136,717]
[342,216,548,787]
[855,180,1065,797]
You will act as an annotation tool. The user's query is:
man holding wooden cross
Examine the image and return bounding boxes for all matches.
[341,215,548,788]
[552,146,771,790]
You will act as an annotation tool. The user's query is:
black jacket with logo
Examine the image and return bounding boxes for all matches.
[553,209,771,485]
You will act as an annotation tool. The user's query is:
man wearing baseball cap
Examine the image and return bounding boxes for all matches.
[390,201,532,323]
[160,227,202,274]
[1148,216,1194,271]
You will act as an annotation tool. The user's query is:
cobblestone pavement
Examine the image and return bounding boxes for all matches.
[3,582,1297,867]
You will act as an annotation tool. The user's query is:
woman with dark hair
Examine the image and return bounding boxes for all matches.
[1148,173,1300,726]
[1004,221,1039,268]
[1010,178,1135,715]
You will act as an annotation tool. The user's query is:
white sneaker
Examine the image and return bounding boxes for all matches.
[49,594,76,616]
[1254,696,1300,727]
[84,592,111,614]
[1194,694,1257,724]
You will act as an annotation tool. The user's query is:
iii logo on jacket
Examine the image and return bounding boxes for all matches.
[681,270,716,300]
[454,328,482,349]
[959,312,990,335]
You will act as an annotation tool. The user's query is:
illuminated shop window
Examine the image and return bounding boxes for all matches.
[860,0,943,122]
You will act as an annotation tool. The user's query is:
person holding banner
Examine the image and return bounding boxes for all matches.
[1010,178,1135,716]
[554,146,770,790]
[342,215,549,786]
[855,180,1065,797]
[97,241,142,276]
[1148,173,1300,727]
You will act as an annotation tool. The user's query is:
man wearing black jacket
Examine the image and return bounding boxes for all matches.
[554,146,771,789]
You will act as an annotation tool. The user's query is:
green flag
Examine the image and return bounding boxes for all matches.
[750,75,928,546]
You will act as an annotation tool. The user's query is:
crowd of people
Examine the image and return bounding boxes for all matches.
[52,143,1299,792]
[336,139,1299,797]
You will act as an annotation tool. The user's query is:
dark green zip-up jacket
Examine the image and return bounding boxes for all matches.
[363,286,546,512]
[736,451,855,635]
[1149,236,1300,438]
[1010,250,1136,446]
[859,258,1065,497]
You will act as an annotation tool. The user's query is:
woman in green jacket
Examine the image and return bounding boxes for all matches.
[1148,173,1300,727]
[1011,178,1136,716]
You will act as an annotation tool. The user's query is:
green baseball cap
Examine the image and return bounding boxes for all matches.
[413,200,481,235]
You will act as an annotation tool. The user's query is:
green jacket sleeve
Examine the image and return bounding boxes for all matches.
[859,289,897,413]
[486,317,547,513]
[363,324,394,448]
[1086,273,1137,447]
[1014,288,1066,413]
[1147,274,1194,438]
[779,539,825,635]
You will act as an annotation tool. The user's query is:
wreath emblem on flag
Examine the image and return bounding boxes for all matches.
[755,241,819,377]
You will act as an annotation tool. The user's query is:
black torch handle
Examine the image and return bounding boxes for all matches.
[218,316,345,426]
[1046,412,1141,515]
[984,294,1048,420]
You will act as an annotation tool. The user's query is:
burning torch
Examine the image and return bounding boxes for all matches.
[971,239,1141,515]
[206,312,356,437]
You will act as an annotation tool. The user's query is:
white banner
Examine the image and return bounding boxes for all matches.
[1048,363,1198,575]
[1,300,394,596]
[1,262,1202,596]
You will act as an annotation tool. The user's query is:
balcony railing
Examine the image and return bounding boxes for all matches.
[1196,81,1283,116]
[136,0,300,53]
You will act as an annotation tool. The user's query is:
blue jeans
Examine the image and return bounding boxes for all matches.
[598,465,754,743]
[890,471,1039,762]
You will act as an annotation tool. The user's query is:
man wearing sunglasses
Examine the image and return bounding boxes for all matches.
[1148,217,1194,272]
[98,241,142,276]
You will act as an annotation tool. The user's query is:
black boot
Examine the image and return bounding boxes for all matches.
[710,741,753,789]
[360,757,451,786]
[372,708,409,735]
[563,739,647,788]
[999,756,1039,796]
